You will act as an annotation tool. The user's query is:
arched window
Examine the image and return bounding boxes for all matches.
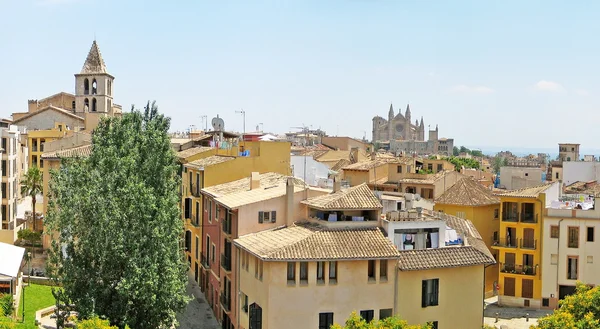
[84,79,89,95]
[92,98,97,112]
[84,98,89,111]
[92,79,97,95]
[71,101,75,109]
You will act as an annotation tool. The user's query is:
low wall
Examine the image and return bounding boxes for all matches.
[22,275,60,286]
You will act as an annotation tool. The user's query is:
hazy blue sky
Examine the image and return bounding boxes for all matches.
[1,0,598,149]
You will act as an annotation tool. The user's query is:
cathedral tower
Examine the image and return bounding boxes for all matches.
[388,103,394,141]
[404,104,411,140]
[74,41,114,115]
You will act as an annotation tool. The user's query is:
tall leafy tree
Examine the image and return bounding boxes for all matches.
[20,166,43,231]
[533,283,600,329]
[45,102,189,329]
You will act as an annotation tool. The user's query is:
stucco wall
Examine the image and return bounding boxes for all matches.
[396,265,484,329]
[499,167,543,190]
[17,109,83,131]
[562,161,600,186]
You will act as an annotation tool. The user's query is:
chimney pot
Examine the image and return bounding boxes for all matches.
[250,172,260,190]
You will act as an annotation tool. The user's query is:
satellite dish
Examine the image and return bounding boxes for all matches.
[212,115,225,131]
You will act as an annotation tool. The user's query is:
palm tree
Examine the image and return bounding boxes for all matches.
[21,166,43,231]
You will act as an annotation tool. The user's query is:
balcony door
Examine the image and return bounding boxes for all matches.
[522,228,535,249]
[249,303,263,329]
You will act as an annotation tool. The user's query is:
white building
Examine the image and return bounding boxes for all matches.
[541,195,600,309]
[0,124,23,230]
[562,161,600,187]
[291,155,331,188]
[499,166,544,190]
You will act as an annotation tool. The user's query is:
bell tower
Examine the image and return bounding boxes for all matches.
[74,41,114,115]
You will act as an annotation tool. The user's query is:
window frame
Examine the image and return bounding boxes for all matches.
[367,260,376,281]
[316,261,325,282]
[550,225,559,239]
[287,262,296,284]
[422,278,439,308]
[380,259,388,281]
[329,261,337,283]
[568,226,579,248]
[359,310,374,323]
[299,262,308,284]
[567,256,578,280]
[587,227,594,242]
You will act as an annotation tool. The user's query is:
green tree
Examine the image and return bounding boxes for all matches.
[471,150,483,157]
[459,146,471,154]
[453,146,459,156]
[17,229,42,258]
[493,157,508,174]
[331,311,431,329]
[532,283,600,329]
[20,166,43,231]
[45,102,189,329]
[78,316,120,329]
[0,317,15,329]
[0,294,12,318]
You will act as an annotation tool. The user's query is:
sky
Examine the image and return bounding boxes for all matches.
[0,0,599,151]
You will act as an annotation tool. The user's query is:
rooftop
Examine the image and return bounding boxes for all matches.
[202,172,305,198]
[234,222,400,261]
[341,157,399,171]
[495,183,555,199]
[0,242,25,277]
[186,155,235,170]
[330,159,351,172]
[435,177,500,206]
[176,146,214,160]
[41,144,92,159]
[301,183,382,211]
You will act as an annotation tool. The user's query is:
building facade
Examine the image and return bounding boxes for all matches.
[499,166,545,190]
[0,125,23,230]
[493,183,560,308]
[372,104,425,142]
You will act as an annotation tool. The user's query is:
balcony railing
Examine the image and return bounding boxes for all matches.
[520,238,537,250]
[221,253,232,272]
[502,212,519,222]
[492,237,518,248]
[500,263,537,276]
[220,293,231,312]
[190,183,201,197]
[521,213,538,223]
[201,255,210,269]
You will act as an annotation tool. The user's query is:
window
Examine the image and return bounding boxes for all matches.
[368,260,375,281]
[287,262,296,284]
[205,235,210,263]
[299,262,308,284]
[397,165,402,173]
[379,309,392,320]
[437,164,443,172]
[422,279,439,307]
[380,260,388,280]
[211,244,216,263]
[588,256,593,264]
[92,98,97,112]
[271,211,277,223]
[255,258,263,281]
[525,173,529,177]
[318,313,333,329]
[428,321,439,329]
[195,201,200,225]
[550,226,559,238]
[1,138,5,151]
[542,298,550,307]
[1,161,5,177]
[195,236,199,260]
[258,211,264,223]
[1,183,5,199]
[263,211,270,222]
[241,292,248,313]
[208,200,212,223]
[522,279,534,298]
[568,256,578,280]
[360,310,374,323]
[184,198,192,219]
[587,227,594,242]
[494,209,499,219]
[568,227,579,248]
[316,262,325,282]
[329,261,337,283]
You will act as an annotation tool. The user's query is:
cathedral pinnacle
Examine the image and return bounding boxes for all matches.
[388,103,394,118]
[81,40,107,74]
[405,104,411,118]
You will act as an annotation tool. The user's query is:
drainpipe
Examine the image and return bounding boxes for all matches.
[394,263,399,315]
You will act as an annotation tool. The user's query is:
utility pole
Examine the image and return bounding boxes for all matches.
[236,109,246,142]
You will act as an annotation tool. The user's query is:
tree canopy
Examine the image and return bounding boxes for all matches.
[45,102,189,329]
[332,312,431,329]
[533,283,600,329]
[20,166,43,231]
[435,156,481,171]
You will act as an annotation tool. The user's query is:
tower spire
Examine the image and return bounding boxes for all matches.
[388,103,394,118]
[405,104,411,118]
[81,40,107,74]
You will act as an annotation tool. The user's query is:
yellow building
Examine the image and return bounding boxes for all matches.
[27,124,67,168]
[493,182,560,308]
[434,178,500,297]
[182,141,291,286]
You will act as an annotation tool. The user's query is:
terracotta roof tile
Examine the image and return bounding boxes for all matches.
[186,156,235,170]
[342,158,399,171]
[435,178,500,206]
[330,159,351,172]
[176,147,213,160]
[202,172,305,198]
[41,144,92,159]
[234,222,400,261]
[496,183,555,198]
[301,184,382,210]
[397,246,494,271]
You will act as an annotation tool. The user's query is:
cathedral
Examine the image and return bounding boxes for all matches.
[372,103,425,142]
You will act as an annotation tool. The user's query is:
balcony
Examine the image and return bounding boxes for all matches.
[520,238,537,250]
[492,237,517,248]
[221,253,231,272]
[500,263,537,276]
[520,213,538,224]
[190,183,201,197]
[220,293,231,312]
[201,255,210,269]
[502,212,519,222]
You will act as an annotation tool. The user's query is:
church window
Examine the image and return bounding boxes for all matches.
[84,79,89,95]
[92,98,97,112]
[84,98,89,111]
[92,79,98,95]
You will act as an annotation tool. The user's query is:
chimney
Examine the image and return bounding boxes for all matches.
[286,177,295,224]
[370,152,377,161]
[250,172,260,190]
[416,207,423,218]
[333,176,341,193]
[350,147,359,164]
